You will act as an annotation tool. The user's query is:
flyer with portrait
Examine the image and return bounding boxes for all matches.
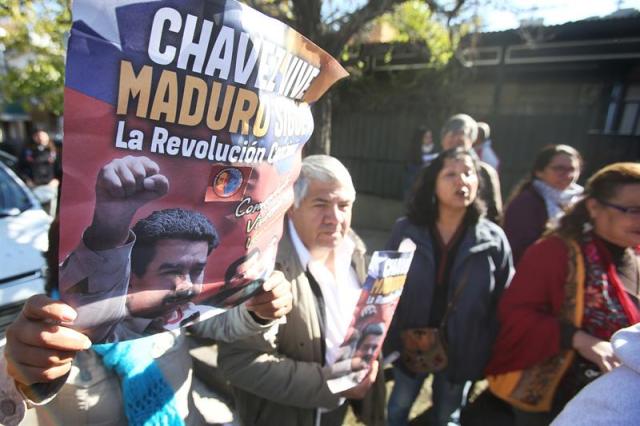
[59,0,347,343]
[327,239,415,394]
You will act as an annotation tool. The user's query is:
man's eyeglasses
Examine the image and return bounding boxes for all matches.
[597,199,640,215]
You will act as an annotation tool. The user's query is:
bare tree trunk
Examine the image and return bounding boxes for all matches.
[305,93,333,156]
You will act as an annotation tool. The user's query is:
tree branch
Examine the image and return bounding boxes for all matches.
[425,0,467,20]
[320,0,469,55]
[320,0,403,54]
[291,0,321,38]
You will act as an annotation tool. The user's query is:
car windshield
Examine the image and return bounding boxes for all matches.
[0,167,33,216]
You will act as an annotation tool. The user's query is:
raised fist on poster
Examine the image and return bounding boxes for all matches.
[85,155,169,251]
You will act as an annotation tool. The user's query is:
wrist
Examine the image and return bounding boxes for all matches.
[16,375,69,404]
[83,226,126,250]
[248,310,271,325]
[572,330,600,351]
[85,209,135,250]
[571,329,586,350]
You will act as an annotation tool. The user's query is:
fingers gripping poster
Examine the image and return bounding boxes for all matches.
[60,0,347,343]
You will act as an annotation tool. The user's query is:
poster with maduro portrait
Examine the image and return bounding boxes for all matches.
[59,0,347,343]
[326,239,415,394]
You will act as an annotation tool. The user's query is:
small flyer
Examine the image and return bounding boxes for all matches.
[327,240,415,393]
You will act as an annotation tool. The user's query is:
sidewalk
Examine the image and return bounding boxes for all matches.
[189,336,236,425]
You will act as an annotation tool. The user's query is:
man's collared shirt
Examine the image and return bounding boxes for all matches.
[287,220,361,366]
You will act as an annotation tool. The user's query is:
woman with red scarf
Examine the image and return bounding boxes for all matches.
[486,162,640,425]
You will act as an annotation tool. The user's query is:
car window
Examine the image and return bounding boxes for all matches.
[0,167,34,214]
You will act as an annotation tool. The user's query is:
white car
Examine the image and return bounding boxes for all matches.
[0,162,52,336]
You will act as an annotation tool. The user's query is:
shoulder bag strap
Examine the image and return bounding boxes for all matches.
[438,262,473,332]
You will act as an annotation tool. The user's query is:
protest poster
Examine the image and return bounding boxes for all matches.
[59,0,347,343]
[327,240,415,394]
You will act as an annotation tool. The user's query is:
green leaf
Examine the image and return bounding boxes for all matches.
[0,0,70,115]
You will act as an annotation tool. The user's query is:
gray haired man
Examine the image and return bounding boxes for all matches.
[218,155,386,426]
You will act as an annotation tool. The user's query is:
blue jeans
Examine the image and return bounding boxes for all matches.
[387,366,469,426]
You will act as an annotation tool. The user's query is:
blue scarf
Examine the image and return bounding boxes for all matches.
[93,336,185,426]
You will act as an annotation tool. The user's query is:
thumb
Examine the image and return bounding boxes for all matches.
[368,360,379,381]
[142,174,169,197]
[262,271,286,292]
[22,294,78,323]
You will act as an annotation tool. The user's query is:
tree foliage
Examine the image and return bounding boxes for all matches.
[247,0,467,56]
[0,0,71,115]
[245,0,467,154]
[376,0,468,67]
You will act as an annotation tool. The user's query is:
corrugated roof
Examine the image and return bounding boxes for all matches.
[463,9,640,47]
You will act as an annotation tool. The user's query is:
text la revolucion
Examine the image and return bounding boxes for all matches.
[115,121,300,164]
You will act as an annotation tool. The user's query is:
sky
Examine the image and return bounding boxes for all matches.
[325,0,640,33]
[477,0,640,31]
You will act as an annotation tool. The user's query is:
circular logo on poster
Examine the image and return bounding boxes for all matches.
[213,167,243,198]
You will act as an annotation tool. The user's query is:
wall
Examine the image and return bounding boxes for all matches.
[330,67,635,204]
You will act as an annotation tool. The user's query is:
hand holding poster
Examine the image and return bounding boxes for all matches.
[326,239,416,394]
[59,0,347,343]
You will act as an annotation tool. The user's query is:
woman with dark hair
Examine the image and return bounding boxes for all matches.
[503,144,583,264]
[486,162,640,425]
[385,148,514,426]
